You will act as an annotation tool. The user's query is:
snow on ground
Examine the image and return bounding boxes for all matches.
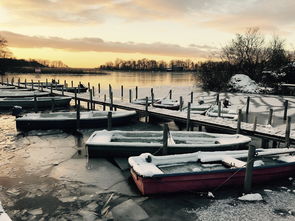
[238,193,263,201]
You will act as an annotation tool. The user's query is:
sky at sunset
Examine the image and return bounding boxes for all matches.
[0,0,295,68]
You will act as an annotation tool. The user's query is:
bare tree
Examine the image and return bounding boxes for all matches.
[221,27,265,79]
[0,35,12,58]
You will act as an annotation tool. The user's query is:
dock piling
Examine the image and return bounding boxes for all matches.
[103,94,106,111]
[76,100,80,130]
[169,90,172,99]
[186,102,191,131]
[110,91,113,111]
[121,85,124,100]
[135,86,138,99]
[285,117,291,148]
[244,145,256,193]
[190,92,193,103]
[216,93,219,104]
[107,111,112,131]
[283,100,288,121]
[218,101,221,117]
[179,96,183,111]
[74,88,77,107]
[253,116,257,131]
[237,109,242,134]
[268,108,273,125]
[162,124,169,155]
[145,97,149,123]
[246,96,250,115]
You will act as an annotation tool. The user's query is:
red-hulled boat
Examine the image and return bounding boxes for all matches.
[128,149,295,195]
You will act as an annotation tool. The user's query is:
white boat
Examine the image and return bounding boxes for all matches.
[0,96,71,108]
[0,85,15,89]
[182,103,212,115]
[206,105,241,120]
[0,91,49,98]
[16,110,137,130]
[152,98,180,110]
[86,130,251,157]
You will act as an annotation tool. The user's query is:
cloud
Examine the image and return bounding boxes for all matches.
[0,31,218,58]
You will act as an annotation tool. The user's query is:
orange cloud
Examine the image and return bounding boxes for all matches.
[0,31,218,59]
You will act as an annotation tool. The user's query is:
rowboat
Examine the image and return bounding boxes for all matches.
[132,97,159,105]
[0,96,71,108]
[152,98,180,110]
[0,91,49,98]
[128,148,295,195]
[183,103,212,115]
[0,85,15,89]
[55,86,88,93]
[86,130,251,157]
[16,110,137,130]
[206,105,240,120]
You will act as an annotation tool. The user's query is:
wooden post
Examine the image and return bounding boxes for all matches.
[41,83,44,91]
[285,116,291,148]
[268,108,273,125]
[121,85,123,100]
[31,80,34,90]
[25,79,27,88]
[253,115,257,131]
[151,88,154,99]
[179,96,183,111]
[18,78,20,87]
[246,96,250,115]
[216,93,219,104]
[162,124,169,155]
[61,85,64,95]
[92,86,95,97]
[169,90,172,100]
[64,80,67,89]
[103,94,106,111]
[78,81,81,93]
[283,100,288,121]
[244,145,256,193]
[110,91,113,111]
[57,79,60,84]
[237,109,242,134]
[51,98,55,112]
[108,84,112,98]
[151,90,154,105]
[50,84,53,95]
[129,89,132,103]
[190,92,193,103]
[218,101,221,117]
[145,97,149,123]
[76,100,80,130]
[107,111,112,131]
[74,88,77,107]
[186,102,191,131]
[89,89,93,110]
[34,94,38,113]
[71,80,73,87]
[88,82,91,90]
[135,86,138,99]
[98,83,101,94]
[46,79,48,88]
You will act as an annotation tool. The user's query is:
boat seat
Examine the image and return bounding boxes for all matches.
[221,156,246,168]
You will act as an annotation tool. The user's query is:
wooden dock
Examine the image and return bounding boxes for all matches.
[2,80,295,146]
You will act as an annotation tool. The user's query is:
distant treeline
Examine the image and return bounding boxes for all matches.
[99,58,198,72]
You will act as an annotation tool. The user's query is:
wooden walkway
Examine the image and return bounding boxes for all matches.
[3,82,295,145]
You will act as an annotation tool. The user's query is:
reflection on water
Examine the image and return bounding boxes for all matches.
[4,71,199,89]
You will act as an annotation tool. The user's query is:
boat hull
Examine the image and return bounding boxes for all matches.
[0,97,71,108]
[131,163,295,195]
[16,111,137,131]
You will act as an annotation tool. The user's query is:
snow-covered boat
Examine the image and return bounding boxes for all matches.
[132,97,159,105]
[183,103,212,115]
[0,85,15,89]
[129,148,295,195]
[0,96,71,108]
[206,105,240,120]
[86,130,251,157]
[152,98,180,110]
[16,110,137,130]
[56,86,88,93]
[0,91,49,98]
